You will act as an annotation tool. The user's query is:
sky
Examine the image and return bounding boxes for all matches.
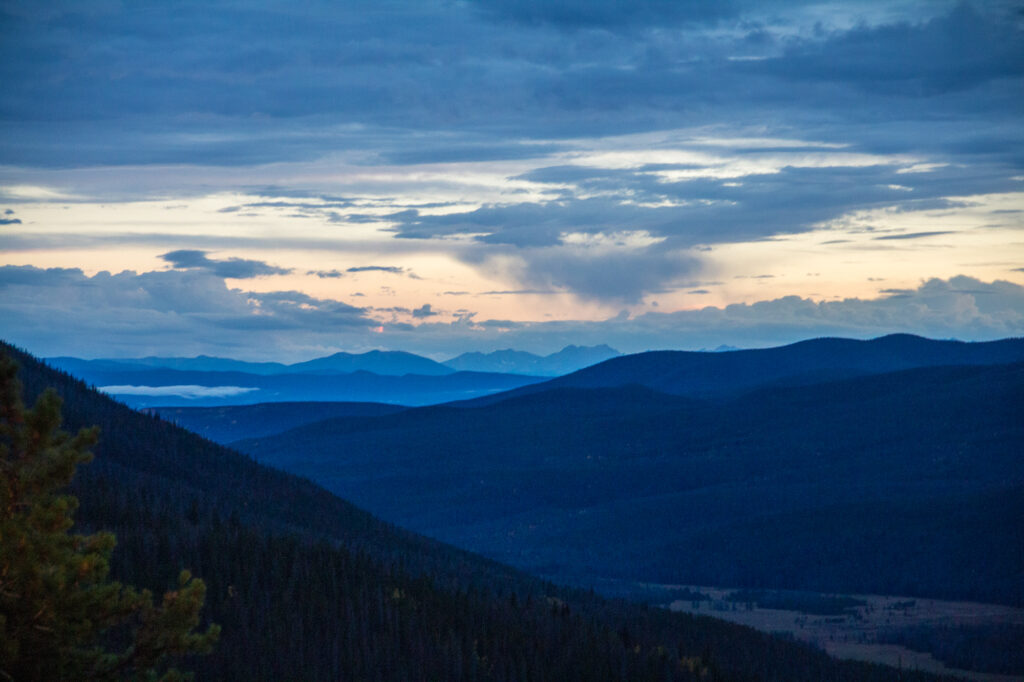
[1,0,1023,360]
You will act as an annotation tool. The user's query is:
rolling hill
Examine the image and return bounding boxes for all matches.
[462,334,1024,405]
[149,401,409,444]
[235,354,1024,607]
[3,340,951,681]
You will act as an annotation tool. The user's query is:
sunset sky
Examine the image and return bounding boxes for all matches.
[1,0,1022,360]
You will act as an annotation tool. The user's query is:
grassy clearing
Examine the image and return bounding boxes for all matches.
[664,586,1024,682]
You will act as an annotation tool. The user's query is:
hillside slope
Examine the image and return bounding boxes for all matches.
[237,361,1024,606]
[150,401,408,443]
[463,334,1024,405]
[2,341,950,681]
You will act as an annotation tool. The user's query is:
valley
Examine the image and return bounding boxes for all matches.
[232,343,1024,607]
[663,586,1024,681]
[11,333,1021,679]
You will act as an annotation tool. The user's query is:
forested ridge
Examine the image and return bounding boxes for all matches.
[236,361,1024,606]
[2,341,954,681]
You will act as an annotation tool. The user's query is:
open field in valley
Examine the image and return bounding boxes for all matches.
[665,586,1024,681]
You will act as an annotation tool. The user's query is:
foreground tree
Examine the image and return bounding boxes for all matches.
[0,356,219,681]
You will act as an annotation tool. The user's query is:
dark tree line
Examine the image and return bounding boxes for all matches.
[879,623,1024,676]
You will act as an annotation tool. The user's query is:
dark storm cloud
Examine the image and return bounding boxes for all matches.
[1,2,1019,168]
[471,0,740,28]
[160,249,292,278]
[754,4,1024,96]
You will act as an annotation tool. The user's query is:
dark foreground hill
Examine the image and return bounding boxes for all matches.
[2,341,947,681]
[237,359,1024,607]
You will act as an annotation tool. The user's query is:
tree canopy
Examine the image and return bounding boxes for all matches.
[0,356,218,681]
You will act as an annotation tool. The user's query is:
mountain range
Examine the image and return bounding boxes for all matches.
[444,344,621,375]
[462,333,1024,403]
[48,344,620,378]
[48,349,452,376]
[1,339,947,681]
[233,334,1024,606]
[44,366,545,408]
[45,345,623,407]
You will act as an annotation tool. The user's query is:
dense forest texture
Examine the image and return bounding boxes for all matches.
[461,334,1024,405]
[879,623,1024,675]
[0,341,953,681]
[237,355,1024,606]
[0,357,218,681]
[150,401,407,444]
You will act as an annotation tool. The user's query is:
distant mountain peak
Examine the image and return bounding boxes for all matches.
[263,349,457,376]
[443,344,621,376]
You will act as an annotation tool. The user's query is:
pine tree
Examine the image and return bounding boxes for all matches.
[0,355,219,681]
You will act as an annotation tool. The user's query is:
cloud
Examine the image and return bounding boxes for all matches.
[347,266,406,274]
[2,265,1021,359]
[470,0,743,29]
[380,156,1020,301]
[308,269,344,278]
[0,2,1018,170]
[160,249,292,278]
[0,265,374,359]
[375,276,1024,357]
[346,265,421,279]
[0,218,22,225]
[380,142,565,165]
[99,385,259,399]
[0,2,1021,357]
[461,241,698,303]
[6,260,1015,358]
[873,231,954,241]
[757,4,1024,96]
[393,162,1016,252]
[412,304,438,319]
